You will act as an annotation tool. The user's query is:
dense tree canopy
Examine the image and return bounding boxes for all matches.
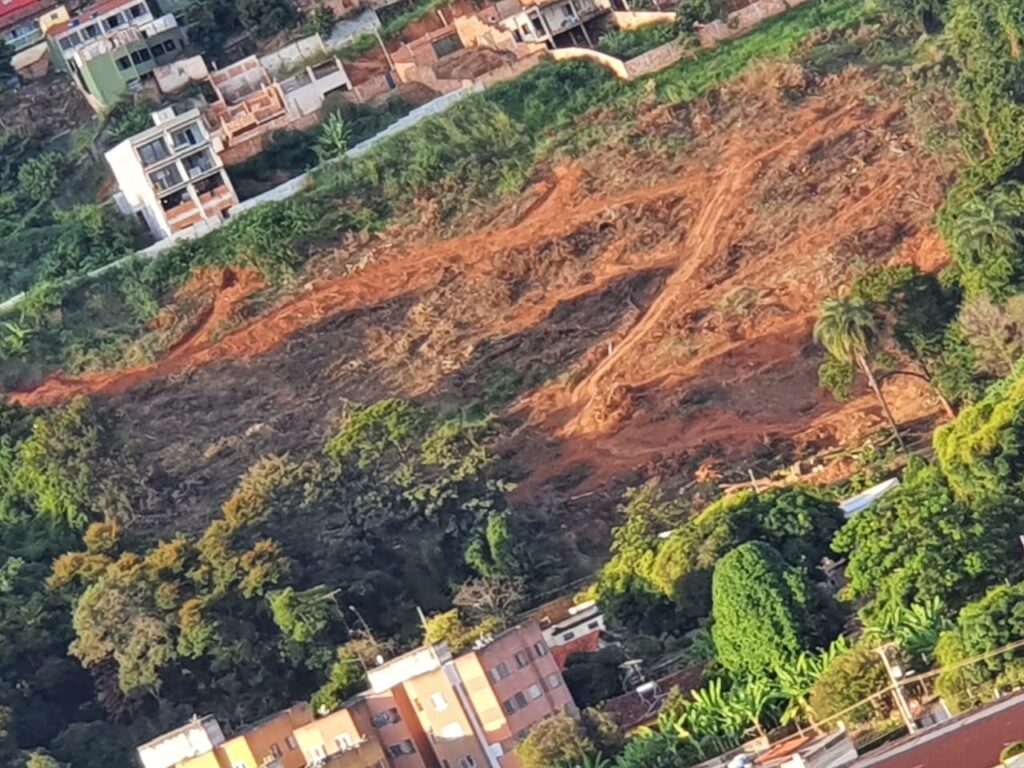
[711,542,837,677]
[833,458,1021,616]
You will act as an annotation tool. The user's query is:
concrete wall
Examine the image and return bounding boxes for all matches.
[324,7,381,50]
[154,54,208,93]
[697,0,810,46]
[609,10,676,29]
[260,33,327,77]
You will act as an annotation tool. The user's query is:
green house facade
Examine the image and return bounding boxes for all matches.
[46,0,186,111]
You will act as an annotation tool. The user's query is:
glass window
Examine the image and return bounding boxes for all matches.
[460,758,477,768]
[528,684,543,700]
[545,674,562,690]
[137,138,169,165]
[130,47,152,64]
[148,163,183,192]
[490,662,511,682]
[386,740,416,757]
[514,692,527,708]
[171,123,201,148]
[150,41,164,56]
[117,55,131,70]
[336,733,354,750]
[129,3,146,16]
[533,642,549,657]
[285,735,298,750]
[269,743,282,758]
[164,38,176,50]
[431,692,448,711]
[515,651,529,668]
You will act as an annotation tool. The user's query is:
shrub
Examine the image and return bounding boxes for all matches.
[808,645,889,725]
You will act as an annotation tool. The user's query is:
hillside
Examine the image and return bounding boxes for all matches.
[9,59,955,547]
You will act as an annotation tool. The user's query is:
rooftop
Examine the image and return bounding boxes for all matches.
[603,663,707,731]
[0,0,57,30]
[46,0,141,37]
[851,691,1024,768]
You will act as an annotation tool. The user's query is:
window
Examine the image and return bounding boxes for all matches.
[129,3,146,16]
[431,692,448,711]
[232,762,248,768]
[545,674,562,690]
[104,13,124,29]
[137,138,169,165]
[533,642,549,657]
[308,745,326,760]
[371,708,400,727]
[59,35,77,50]
[164,38,176,50]
[387,740,416,757]
[336,733,354,751]
[285,735,298,750]
[503,693,527,715]
[130,47,152,64]
[150,41,164,56]
[117,55,131,70]
[587,621,600,630]
[490,662,511,682]
[170,123,200,148]
[81,23,97,38]
[459,757,477,768]
[515,651,529,668]
[528,684,543,700]
[563,631,575,641]
[148,163,182,192]
[269,743,282,758]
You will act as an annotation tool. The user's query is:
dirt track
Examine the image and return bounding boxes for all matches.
[7,69,955,533]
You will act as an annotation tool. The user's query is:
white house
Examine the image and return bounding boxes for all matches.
[105,107,238,241]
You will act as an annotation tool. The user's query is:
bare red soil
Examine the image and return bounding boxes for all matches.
[6,68,955,534]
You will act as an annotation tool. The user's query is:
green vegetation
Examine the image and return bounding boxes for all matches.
[711,542,839,677]
[11,0,1024,764]
[597,23,678,60]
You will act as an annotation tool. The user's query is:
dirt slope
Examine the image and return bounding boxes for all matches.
[7,68,955,537]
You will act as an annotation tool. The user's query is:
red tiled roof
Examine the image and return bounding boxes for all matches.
[0,0,57,32]
[45,0,134,37]
[551,632,601,670]
[603,663,707,731]
[853,692,1024,768]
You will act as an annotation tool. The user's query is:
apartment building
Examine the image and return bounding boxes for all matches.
[138,624,574,768]
[136,705,312,768]
[45,0,185,110]
[105,106,238,241]
[305,623,575,768]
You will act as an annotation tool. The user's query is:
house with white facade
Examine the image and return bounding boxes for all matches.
[105,106,238,241]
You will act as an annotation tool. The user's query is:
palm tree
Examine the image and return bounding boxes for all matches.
[814,296,906,452]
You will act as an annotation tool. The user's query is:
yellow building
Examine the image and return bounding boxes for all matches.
[169,705,312,768]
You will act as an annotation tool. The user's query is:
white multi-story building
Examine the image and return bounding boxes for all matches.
[105,107,238,241]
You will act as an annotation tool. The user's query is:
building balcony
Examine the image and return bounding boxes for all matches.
[75,14,178,61]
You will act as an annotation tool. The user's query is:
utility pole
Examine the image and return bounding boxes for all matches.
[349,604,383,663]
[877,643,917,734]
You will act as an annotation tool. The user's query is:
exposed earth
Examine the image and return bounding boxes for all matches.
[6,64,956,551]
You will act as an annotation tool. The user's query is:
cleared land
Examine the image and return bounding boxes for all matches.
[7,63,955,549]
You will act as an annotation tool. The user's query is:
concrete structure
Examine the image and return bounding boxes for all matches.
[493,0,613,48]
[299,623,575,768]
[849,690,1024,768]
[137,716,227,768]
[203,42,350,164]
[105,106,238,241]
[137,706,313,768]
[46,0,185,111]
[0,0,61,52]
